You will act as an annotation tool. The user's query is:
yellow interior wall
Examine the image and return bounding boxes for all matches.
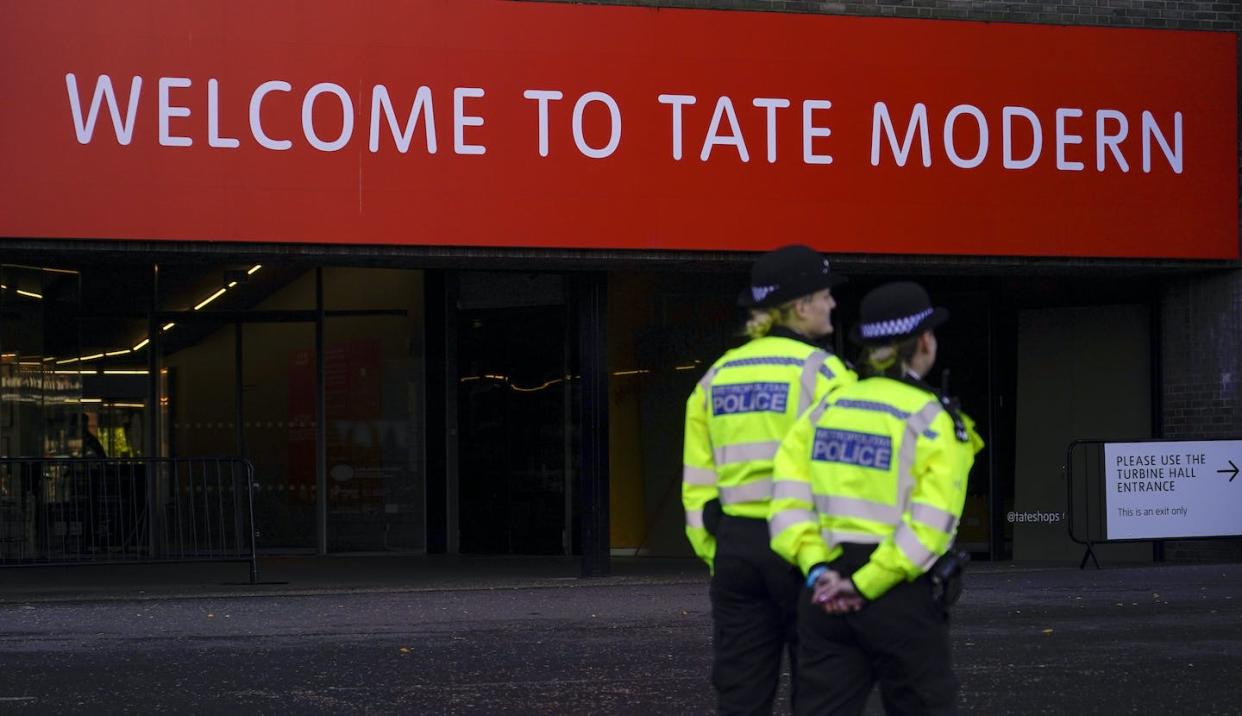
[607,273,649,550]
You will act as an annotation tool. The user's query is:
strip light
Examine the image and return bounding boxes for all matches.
[194,288,227,311]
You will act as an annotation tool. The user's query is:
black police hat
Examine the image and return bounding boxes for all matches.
[737,244,845,309]
[850,281,949,345]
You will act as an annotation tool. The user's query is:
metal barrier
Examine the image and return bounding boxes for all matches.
[1065,439,1109,569]
[0,457,258,583]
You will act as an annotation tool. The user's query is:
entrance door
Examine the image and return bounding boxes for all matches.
[455,273,572,555]
[1012,304,1153,563]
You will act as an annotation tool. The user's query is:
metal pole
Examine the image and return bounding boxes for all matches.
[147,263,160,558]
[986,300,998,562]
[563,300,573,557]
[444,272,460,555]
[315,268,327,555]
[234,322,245,458]
[246,460,259,584]
[578,272,609,578]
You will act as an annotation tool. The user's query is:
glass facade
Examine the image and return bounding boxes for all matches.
[2,255,1147,563]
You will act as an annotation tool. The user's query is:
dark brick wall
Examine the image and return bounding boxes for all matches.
[1160,273,1242,561]
[1162,273,1242,441]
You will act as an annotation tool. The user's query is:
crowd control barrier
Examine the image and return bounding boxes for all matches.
[0,457,258,583]
[1066,438,1242,569]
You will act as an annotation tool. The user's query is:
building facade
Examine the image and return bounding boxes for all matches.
[0,0,1237,571]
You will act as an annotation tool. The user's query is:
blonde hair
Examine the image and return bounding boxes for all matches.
[744,304,797,340]
[859,336,920,378]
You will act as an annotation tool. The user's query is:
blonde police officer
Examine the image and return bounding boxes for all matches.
[683,244,857,715]
[768,281,984,716]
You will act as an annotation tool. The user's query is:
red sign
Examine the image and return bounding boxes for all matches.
[0,0,1236,258]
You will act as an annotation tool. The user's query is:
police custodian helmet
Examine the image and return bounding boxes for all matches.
[850,281,949,345]
[737,244,845,309]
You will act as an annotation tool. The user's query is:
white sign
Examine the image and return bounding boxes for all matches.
[1103,440,1242,540]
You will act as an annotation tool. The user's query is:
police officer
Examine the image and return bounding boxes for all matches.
[767,281,984,716]
[683,244,857,715]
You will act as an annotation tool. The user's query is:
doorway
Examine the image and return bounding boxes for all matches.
[454,273,575,555]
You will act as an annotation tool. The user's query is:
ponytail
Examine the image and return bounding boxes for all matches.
[744,304,796,340]
[858,335,920,379]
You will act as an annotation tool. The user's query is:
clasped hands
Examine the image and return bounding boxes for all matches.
[811,569,865,614]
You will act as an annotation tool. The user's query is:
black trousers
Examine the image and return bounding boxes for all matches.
[710,515,804,716]
[795,560,958,716]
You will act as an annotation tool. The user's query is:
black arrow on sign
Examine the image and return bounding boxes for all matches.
[1218,460,1239,482]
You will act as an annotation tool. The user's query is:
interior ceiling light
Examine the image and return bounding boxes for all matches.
[102,369,148,375]
[247,264,262,275]
[15,290,43,299]
[161,322,175,331]
[55,357,80,365]
[194,287,227,311]
[104,349,131,357]
[78,353,105,362]
[511,378,564,393]
[132,338,150,351]
[228,281,238,288]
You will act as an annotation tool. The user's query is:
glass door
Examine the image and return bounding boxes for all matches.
[455,273,572,555]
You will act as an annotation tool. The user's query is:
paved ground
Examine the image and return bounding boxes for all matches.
[0,560,1239,714]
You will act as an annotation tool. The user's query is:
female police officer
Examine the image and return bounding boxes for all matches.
[683,244,857,715]
[767,281,984,715]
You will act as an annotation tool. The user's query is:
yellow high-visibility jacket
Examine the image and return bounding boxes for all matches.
[683,333,856,569]
[768,376,984,600]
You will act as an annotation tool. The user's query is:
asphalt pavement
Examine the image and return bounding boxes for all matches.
[0,558,1239,714]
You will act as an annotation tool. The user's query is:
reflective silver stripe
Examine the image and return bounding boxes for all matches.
[685,509,705,529]
[822,528,885,547]
[769,508,818,539]
[682,465,718,487]
[894,524,938,570]
[815,495,901,524]
[898,399,944,509]
[719,479,774,505]
[698,367,719,411]
[910,501,957,533]
[799,350,829,414]
[807,394,832,425]
[772,479,814,503]
[714,441,781,465]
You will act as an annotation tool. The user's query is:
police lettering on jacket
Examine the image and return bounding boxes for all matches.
[811,428,893,470]
[711,382,789,416]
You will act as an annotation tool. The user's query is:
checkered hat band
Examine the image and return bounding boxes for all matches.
[751,284,778,303]
[859,308,933,339]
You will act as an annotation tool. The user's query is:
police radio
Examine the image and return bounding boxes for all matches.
[938,369,970,444]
